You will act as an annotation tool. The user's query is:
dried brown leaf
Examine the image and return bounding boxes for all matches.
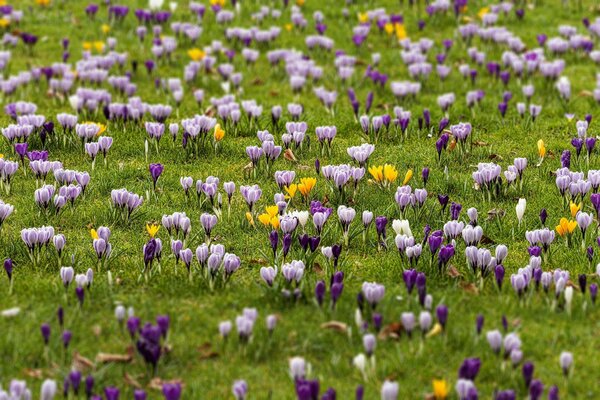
[320,321,348,333]
[198,342,218,360]
[447,265,461,278]
[284,148,297,162]
[124,373,143,389]
[148,378,185,391]
[96,353,132,363]
[378,322,403,340]
[23,369,43,379]
[73,352,95,371]
[460,282,479,294]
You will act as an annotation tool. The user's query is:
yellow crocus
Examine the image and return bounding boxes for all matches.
[245,212,255,227]
[368,165,384,183]
[569,202,581,218]
[426,322,442,337]
[296,0,305,6]
[101,24,111,34]
[0,18,10,28]
[298,177,316,197]
[84,121,106,136]
[270,217,280,230]
[265,205,279,218]
[146,223,160,238]
[384,23,394,35]
[395,23,407,40]
[383,164,399,183]
[285,184,297,199]
[285,23,293,32]
[537,139,546,159]
[35,0,51,5]
[93,41,105,52]
[214,124,225,142]
[432,379,449,400]
[90,229,99,240]
[477,7,489,20]
[187,48,205,62]
[556,217,577,236]
[258,213,271,226]
[403,169,413,185]
[83,42,92,51]
[357,12,369,24]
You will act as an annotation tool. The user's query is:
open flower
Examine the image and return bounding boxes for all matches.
[432,379,449,399]
[569,201,581,218]
[188,48,205,61]
[214,124,225,142]
[298,177,316,198]
[556,218,577,237]
[284,184,297,199]
[258,206,279,229]
[146,223,160,238]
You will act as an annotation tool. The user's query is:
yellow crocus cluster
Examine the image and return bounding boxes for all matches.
[298,177,316,198]
[146,223,160,238]
[258,206,280,229]
[369,164,399,187]
[209,0,226,6]
[383,22,407,40]
[83,41,106,53]
[556,217,577,237]
[188,48,205,61]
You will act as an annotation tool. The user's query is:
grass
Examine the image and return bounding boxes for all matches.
[1,0,600,398]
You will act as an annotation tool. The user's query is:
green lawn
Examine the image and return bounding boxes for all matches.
[1,0,600,398]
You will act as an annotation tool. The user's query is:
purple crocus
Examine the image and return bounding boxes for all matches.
[149,163,164,190]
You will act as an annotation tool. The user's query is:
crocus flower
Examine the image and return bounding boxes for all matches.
[149,163,164,190]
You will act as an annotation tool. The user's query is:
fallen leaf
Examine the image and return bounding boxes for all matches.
[96,353,132,363]
[149,378,185,391]
[284,148,297,162]
[489,154,503,161]
[73,352,95,371]
[473,140,489,147]
[480,235,496,245]
[487,209,506,220]
[320,321,348,333]
[460,282,479,294]
[124,373,143,389]
[252,78,264,85]
[23,369,43,379]
[198,342,218,360]
[447,265,461,278]
[378,322,403,340]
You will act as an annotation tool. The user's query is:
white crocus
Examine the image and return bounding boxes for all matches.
[516,198,526,225]
[291,211,309,228]
[289,356,306,380]
[565,286,573,314]
[149,0,164,10]
[353,353,367,378]
[392,219,412,237]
